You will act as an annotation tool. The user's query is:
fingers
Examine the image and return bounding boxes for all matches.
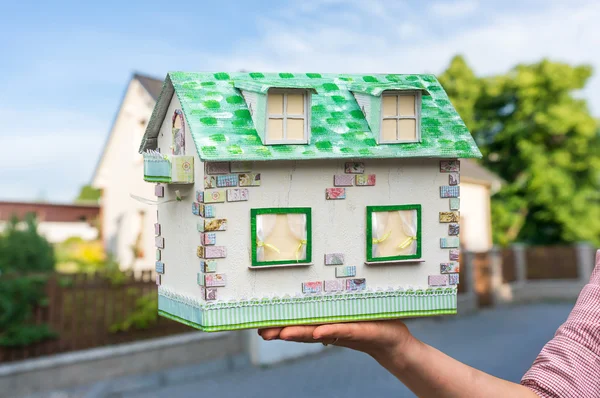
[279,325,319,342]
[258,327,282,340]
[313,323,363,341]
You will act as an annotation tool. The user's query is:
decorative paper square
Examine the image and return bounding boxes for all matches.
[172,156,194,183]
[325,253,344,265]
[155,237,164,249]
[205,273,226,287]
[204,190,226,203]
[216,174,238,187]
[201,232,217,246]
[201,259,218,273]
[196,190,204,203]
[155,185,164,198]
[440,237,460,248]
[439,212,460,223]
[155,274,161,286]
[449,173,460,186]
[205,288,218,301]
[440,262,460,274]
[302,281,323,294]
[428,275,448,286]
[326,188,346,200]
[204,175,217,189]
[440,186,460,198]
[156,249,161,261]
[192,202,200,216]
[345,162,365,174]
[355,174,376,186]
[155,261,164,274]
[334,174,354,187]
[197,273,204,286]
[449,198,460,211]
[154,223,161,236]
[440,160,460,172]
[200,204,215,218]
[227,188,249,202]
[203,219,227,232]
[239,173,261,187]
[324,280,344,293]
[199,246,227,259]
[336,266,356,278]
[448,223,460,236]
[205,162,230,175]
[449,274,460,285]
[230,161,252,173]
[346,278,366,291]
[449,249,460,261]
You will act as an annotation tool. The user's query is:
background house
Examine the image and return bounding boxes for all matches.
[92,74,501,272]
[92,74,163,270]
[0,201,99,243]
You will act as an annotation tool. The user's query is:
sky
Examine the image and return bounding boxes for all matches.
[1,0,599,203]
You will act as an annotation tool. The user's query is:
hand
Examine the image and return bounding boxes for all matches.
[258,320,415,365]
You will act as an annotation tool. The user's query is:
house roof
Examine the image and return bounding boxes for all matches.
[461,159,503,192]
[134,73,163,100]
[139,72,482,161]
[0,201,99,223]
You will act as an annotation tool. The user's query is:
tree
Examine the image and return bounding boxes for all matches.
[75,185,101,203]
[438,55,481,132]
[440,57,600,246]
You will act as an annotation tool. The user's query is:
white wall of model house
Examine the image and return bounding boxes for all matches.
[157,94,457,302]
[93,79,157,271]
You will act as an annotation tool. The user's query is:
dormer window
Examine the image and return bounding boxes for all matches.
[266,89,309,144]
[381,91,420,143]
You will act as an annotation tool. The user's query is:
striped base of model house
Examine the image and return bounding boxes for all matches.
[158,288,457,332]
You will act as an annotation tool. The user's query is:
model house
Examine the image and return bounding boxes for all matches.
[138,72,481,331]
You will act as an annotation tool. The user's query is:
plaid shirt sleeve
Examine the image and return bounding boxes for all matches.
[521,250,600,397]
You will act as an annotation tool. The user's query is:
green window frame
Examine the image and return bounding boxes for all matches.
[366,204,422,262]
[251,207,312,267]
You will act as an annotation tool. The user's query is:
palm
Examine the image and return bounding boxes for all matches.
[258,320,411,359]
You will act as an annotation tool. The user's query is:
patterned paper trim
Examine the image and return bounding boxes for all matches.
[158,286,457,332]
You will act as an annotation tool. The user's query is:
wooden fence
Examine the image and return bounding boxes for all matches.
[0,271,189,364]
[525,246,579,280]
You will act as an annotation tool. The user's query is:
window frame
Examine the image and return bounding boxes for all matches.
[265,89,311,145]
[250,207,312,267]
[379,90,421,144]
[366,204,422,262]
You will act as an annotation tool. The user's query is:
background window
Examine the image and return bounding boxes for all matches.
[251,208,312,266]
[367,205,421,262]
[266,90,309,144]
[381,92,420,143]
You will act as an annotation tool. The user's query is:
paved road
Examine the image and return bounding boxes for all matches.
[120,303,571,398]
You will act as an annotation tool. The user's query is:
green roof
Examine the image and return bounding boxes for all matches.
[139,72,481,161]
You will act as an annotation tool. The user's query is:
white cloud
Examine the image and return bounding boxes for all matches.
[203,0,600,115]
[429,0,479,18]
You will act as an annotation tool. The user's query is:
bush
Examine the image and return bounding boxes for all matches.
[0,214,57,347]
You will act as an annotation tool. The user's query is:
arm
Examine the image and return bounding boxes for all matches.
[259,321,537,398]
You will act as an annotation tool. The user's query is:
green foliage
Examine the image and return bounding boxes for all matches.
[0,216,57,346]
[75,185,101,203]
[109,292,158,333]
[0,214,55,274]
[440,57,600,246]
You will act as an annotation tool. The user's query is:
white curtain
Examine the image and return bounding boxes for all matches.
[287,213,307,261]
[256,214,277,261]
[372,212,390,257]
[399,210,418,255]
